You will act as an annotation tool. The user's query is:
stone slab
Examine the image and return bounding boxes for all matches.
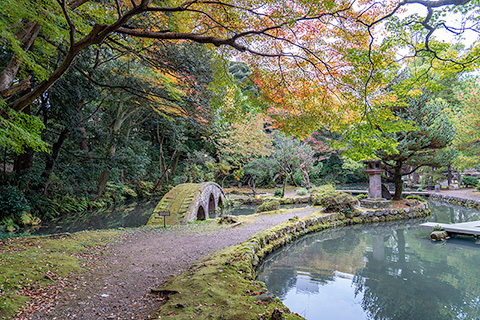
[420,221,480,236]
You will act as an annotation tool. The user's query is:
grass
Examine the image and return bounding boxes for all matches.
[0,230,120,318]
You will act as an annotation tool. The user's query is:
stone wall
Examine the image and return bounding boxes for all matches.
[243,203,430,268]
[429,193,480,209]
[158,203,431,318]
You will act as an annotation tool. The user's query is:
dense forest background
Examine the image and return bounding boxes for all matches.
[1,0,479,232]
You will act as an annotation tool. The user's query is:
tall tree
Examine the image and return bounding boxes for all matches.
[452,77,480,170]
[377,95,455,199]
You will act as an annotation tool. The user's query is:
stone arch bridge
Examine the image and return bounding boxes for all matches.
[147,182,226,226]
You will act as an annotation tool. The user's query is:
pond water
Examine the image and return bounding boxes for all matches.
[256,200,480,320]
[22,199,159,235]
[16,200,309,236]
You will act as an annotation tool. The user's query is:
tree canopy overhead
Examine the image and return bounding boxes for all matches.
[1,0,478,122]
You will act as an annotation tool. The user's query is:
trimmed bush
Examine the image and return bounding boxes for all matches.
[462,176,479,188]
[296,188,308,196]
[357,193,368,200]
[257,200,280,213]
[406,195,425,202]
[312,189,359,214]
[309,184,335,195]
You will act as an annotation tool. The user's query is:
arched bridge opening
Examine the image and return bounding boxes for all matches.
[147,182,226,226]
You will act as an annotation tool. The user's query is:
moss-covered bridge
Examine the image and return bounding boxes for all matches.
[147,182,226,226]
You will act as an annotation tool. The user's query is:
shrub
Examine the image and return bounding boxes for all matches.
[406,195,425,202]
[296,188,308,196]
[274,189,282,197]
[0,185,30,221]
[309,184,335,195]
[462,176,479,188]
[312,189,359,214]
[357,193,368,200]
[257,200,280,213]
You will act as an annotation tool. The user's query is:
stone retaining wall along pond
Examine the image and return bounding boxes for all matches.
[155,202,430,319]
[429,193,480,209]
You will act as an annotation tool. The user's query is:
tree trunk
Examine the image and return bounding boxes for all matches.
[447,164,452,186]
[281,175,288,198]
[0,0,90,95]
[0,22,41,94]
[301,168,311,189]
[96,144,116,197]
[96,168,111,198]
[248,176,256,196]
[41,128,69,193]
[289,172,298,187]
[171,151,181,176]
[13,105,34,185]
[13,149,34,185]
[393,162,403,200]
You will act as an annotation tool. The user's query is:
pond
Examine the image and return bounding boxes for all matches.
[21,199,160,236]
[15,200,310,236]
[256,200,480,320]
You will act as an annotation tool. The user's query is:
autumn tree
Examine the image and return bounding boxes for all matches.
[1,0,479,155]
[212,113,272,182]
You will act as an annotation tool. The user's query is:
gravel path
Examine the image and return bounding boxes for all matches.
[25,207,320,320]
[428,188,480,201]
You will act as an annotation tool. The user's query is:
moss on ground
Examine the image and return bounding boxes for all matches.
[0,230,120,318]
[156,203,430,319]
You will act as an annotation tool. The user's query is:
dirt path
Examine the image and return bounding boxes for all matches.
[25,207,320,320]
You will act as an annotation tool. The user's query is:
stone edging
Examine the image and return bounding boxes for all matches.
[429,193,480,209]
[157,204,430,318]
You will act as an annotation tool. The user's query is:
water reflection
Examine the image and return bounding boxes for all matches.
[257,201,480,320]
[23,199,159,235]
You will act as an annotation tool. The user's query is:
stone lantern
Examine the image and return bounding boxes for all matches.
[364,160,384,199]
[361,160,392,209]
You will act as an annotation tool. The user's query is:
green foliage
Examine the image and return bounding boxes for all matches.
[462,176,479,188]
[0,108,49,154]
[406,195,425,202]
[357,194,368,200]
[319,154,367,184]
[256,200,280,213]
[312,189,359,214]
[274,189,283,197]
[0,185,30,221]
[296,188,308,196]
[309,184,336,195]
[433,225,445,232]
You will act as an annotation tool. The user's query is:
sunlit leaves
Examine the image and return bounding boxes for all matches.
[0,107,49,154]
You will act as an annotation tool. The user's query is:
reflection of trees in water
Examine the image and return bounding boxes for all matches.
[30,200,157,234]
[257,227,366,298]
[429,200,480,224]
[353,228,465,320]
[259,206,480,320]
